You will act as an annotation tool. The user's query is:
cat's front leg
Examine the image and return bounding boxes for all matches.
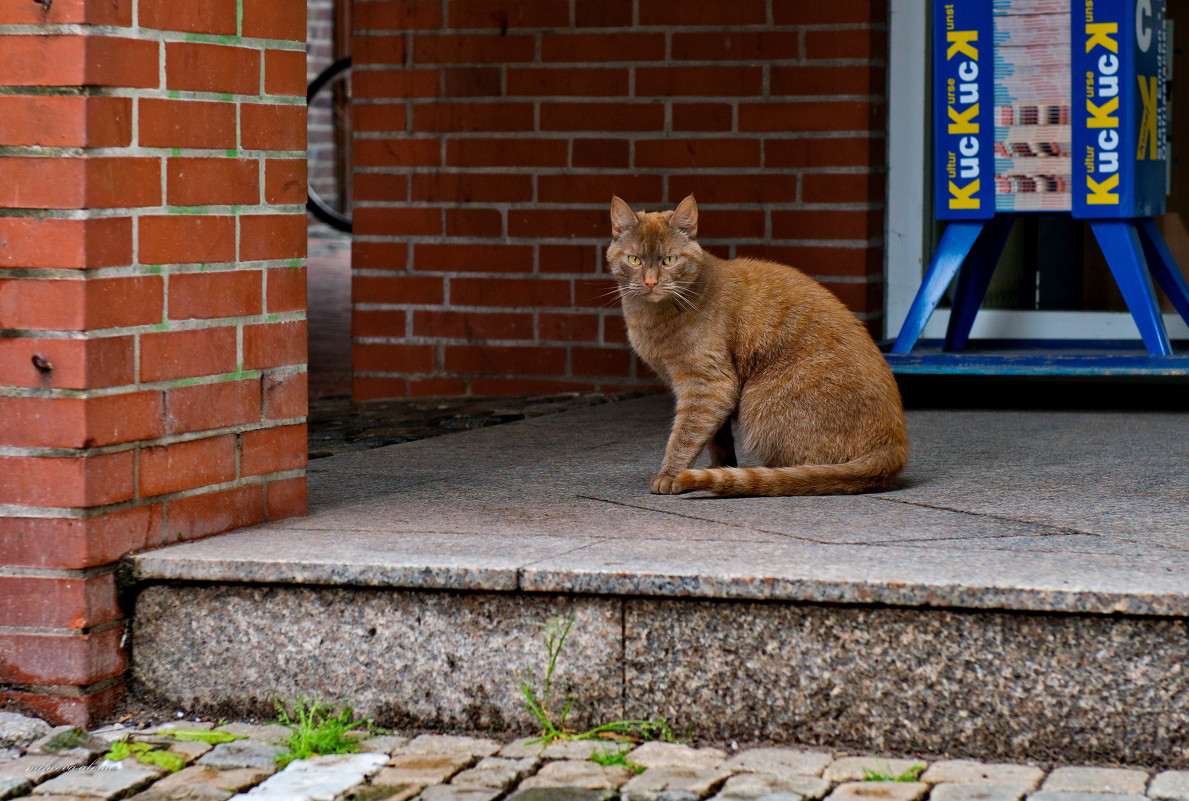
[651,380,737,494]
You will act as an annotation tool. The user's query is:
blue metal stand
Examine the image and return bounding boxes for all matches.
[943,215,1015,352]
[890,221,986,354]
[1138,218,1189,328]
[1090,220,1172,356]
[892,215,1189,358]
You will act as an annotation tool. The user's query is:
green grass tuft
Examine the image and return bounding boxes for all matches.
[591,746,646,774]
[862,762,925,782]
[518,616,680,747]
[273,699,367,768]
[103,740,186,773]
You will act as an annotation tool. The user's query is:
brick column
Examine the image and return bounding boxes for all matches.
[351,0,888,399]
[0,0,309,726]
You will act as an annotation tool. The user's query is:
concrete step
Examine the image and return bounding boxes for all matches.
[129,396,1189,769]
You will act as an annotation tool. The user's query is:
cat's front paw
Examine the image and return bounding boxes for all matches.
[650,473,688,495]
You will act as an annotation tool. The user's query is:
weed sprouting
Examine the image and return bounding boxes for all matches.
[103,740,186,773]
[591,745,646,774]
[518,615,680,747]
[273,699,368,768]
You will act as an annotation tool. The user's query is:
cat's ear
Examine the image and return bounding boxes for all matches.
[610,196,638,238]
[672,194,698,238]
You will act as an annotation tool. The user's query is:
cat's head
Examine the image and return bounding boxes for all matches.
[606,194,704,304]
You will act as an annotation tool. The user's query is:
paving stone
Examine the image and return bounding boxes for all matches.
[722,749,834,778]
[1151,771,1189,801]
[1041,767,1149,794]
[32,765,159,798]
[227,752,388,800]
[401,735,502,758]
[928,784,1025,801]
[0,775,32,799]
[143,721,216,734]
[417,785,504,801]
[362,787,422,801]
[541,741,612,761]
[621,792,701,801]
[505,788,618,801]
[0,754,87,784]
[1026,793,1147,801]
[518,759,636,790]
[0,712,51,749]
[621,766,732,801]
[88,726,136,745]
[921,761,1044,788]
[168,739,214,763]
[360,735,411,755]
[708,771,831,801]
[197,740,281,770]
[105,756,172,779]
[452,756,539,789]
[127,765,274,801]
[28,727,108,761]
[822,781,928,801]
[499,739,545,759]
[822,757,926,783]
[627,743,728,770]
[375,752,475,786]
[217,723,291,745]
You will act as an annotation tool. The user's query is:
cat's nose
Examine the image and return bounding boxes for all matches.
[643,277,658,289]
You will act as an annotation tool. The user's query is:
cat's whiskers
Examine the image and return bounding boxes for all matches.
[592,284,630,307]
[667,284,698,312]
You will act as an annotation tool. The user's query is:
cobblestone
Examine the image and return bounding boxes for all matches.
[519,759,637,789]
[824,781,929,801]
[1,712,1186,801]
[374,752,475,786]
[360,735,411,755]
[403,735,502,759]
[1151,772,1189,801]
[708,771,831,801]
[32,764,159,798]
[0,716,50,751]
[127,765,273,801]
[217,723,291,745]
[420,785,506,801]
[920,761,1045,788]
[1027,794,1148,801]
[1042,768,1151,795]
[227,752,387,800]
[197,740,282,770]
[452,757,540,789]
[927,784,1025,801]
[722,749,834,778]
[620,766,731,800]
[822,757,927,783]
[628,743,728,770]
[507,788,618,801]
[0,777,30,799]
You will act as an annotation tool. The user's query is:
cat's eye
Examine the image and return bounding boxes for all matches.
[662,255,677,266]
[626,255,642,265]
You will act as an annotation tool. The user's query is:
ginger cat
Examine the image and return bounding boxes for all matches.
[607,195,908,496]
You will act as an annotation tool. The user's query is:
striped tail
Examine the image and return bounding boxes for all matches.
[674,451,902,497]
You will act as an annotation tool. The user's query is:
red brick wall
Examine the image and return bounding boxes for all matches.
[351,0,888,399]
[0,0,308,725]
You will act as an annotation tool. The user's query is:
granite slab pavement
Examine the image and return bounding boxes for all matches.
[132,394,1189,616]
